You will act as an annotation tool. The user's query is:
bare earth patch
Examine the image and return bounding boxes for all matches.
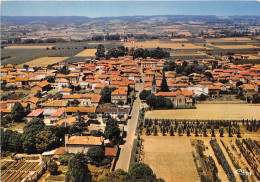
[75,49,97,57]
[5,45,53,49]
[145,104,260,120]
[142,136,200,182]
[17,56,69,68]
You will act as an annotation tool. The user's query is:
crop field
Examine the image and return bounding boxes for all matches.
[17,56,69,68]
[170,51,208,56]
[142,136,200,182]
[145,104,260,120]
[170,38,188,42]
[124,40,210,50]
[1,47,82,66]
[206,37,256,43]
[210,44,260,49]
[1,161,46,182]
[4,45,53,49]
[75,49,96,57]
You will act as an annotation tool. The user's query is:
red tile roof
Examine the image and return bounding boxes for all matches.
[27,109,44,117]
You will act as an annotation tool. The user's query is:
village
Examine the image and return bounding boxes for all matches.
[1,8,260,182]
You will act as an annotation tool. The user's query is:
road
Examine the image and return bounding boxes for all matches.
[115,82,143,172]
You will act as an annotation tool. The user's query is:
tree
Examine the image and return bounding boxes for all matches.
[100,86,112,103]
[129,163,158,182]
[154,126,158,136]
[195,126,199,137]
[23,64,29,70]
[86,146,105,166]
[1,129,23,153]
[163,61,176,71]
[146,94,157,109]
[104,118,121,144]
[211,126,215,137]
[99,169,130,182]
[186,127,190,136]
[95,44,106,58]
[170,125,174,136]
[35,130,58,153]
[46,76,56,83]
[66,153,92,182]
[139,90,151,100]
[23,118,46,154]
[219,128,224,137]
[10,102,26,122]
[34,90,42,98]
[59,66,70,75]
[48,161,59,175]
[236,81,243,87]
[160,72,169,92]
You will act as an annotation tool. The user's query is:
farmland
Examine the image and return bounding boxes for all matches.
[206,37,257,43]
[210,44,260,50]
[75,49,96,57]
[142,136,200,182]
[4,45,53,49]
[17,56,69,68]
[1,160,46,182]
[145,104,260,120]
[123,40,210,50]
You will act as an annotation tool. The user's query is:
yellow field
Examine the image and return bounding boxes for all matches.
[206,37,256,42]
[170,51,207,56]
[75,49,96,56]
[5,46,53,49]
[143,136,200,182]
[145,104,260,120]
[211,44,260,49]
[17,57,69,68]
[124,40,210,50]
[170,38,188,42]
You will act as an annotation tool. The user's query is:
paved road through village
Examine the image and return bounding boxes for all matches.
[115,83,142,172]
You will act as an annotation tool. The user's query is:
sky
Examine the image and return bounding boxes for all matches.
[1,1,260,17]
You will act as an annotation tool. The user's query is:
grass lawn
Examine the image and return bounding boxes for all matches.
[7,122,26,130]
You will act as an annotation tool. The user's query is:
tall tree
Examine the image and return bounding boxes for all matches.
[10,102,26,122]
[104,118,121,144]
[160,72,169,92]
[100,86,112,103]
[95,44,106,58]
[35,130,58,153]
[66,153,92,182]
[86,146,105,166]
[129,163,158,182]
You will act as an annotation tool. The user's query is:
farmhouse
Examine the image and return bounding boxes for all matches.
[65,135,108,154]
[156,90,194,106]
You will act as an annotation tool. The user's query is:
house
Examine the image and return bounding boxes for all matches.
[27,109,44,121]
[51,107,66,121]
[208,86,221,96]
[31,80,51,93]
[57,78,70,91]
[65,107,96,115]
[96,108,129,120]
[27,97,40,109]
[111,88,128,104]
[55,115,90,126]
[156,90,194,106]
[60,88,72,95]
[65,135,108,154]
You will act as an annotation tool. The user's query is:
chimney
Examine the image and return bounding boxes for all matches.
[65,134,69,146]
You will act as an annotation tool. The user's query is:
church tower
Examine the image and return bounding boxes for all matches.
[152,74,157,94]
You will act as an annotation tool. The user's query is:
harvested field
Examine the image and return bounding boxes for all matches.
[145,104,260,120]
[17,57,69,68]
[170,38,188,42]
[206,37,256,42]
[5,45,53,49]
[142,136,200,182]
[210,44,260,49]
[124,40,210,50]
[75,49,96,57]
[170,51,207,56]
